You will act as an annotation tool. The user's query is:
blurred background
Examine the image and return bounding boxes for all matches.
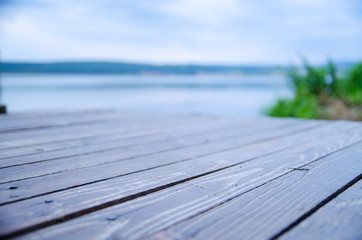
[0,0,361,116]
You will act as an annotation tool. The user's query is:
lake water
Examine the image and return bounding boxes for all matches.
[1,74,291,116]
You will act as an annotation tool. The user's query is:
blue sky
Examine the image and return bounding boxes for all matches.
[0,0,361,64]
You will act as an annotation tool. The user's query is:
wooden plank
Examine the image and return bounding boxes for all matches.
[0,116,294,162]
[0,112,191,142]
[279,179,362,240]
[0,116,257,166]
[146,143,362,240]
[0,111,224,132]
[5,130,361,240]
[0,117,296,179]
[0,119,313,184]
[0,117,308,162]
[0,122,360,238]
[0,118,158,146]
[0,109,114,121]
[0,110,131,131]
[0,111,133,133]
[0,112,230,149]
[0,109,121,125]
[0,113,234,156]
[0,120,320,205]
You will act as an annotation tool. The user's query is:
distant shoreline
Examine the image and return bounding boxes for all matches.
[0,62,287,75]
[1,61,356,75]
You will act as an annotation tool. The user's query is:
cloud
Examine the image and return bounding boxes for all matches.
[0,0,361,64]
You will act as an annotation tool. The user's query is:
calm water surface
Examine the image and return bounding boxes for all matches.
[1,74,291,116]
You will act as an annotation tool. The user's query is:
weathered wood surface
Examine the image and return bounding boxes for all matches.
[0,110,361,240]
[279,176,362,240]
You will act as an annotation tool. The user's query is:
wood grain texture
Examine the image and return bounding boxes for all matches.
[0,118,299,183]
[0,116,256,167]
[0,112,215,147]
[0,111,133,133]
[10,136,362,240]
[0,111,360,240]
[0,113,236,159]
[0,109,115,123]
[1,122,361,238]
[0,120,319,206]
[0,110,224,136]
[279,179,362,240]
[145,143,362,240]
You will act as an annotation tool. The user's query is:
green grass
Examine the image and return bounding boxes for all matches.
[266,61,362,121]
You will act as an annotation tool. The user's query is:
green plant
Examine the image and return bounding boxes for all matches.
[343,63,362,105]
[266,61,362,120]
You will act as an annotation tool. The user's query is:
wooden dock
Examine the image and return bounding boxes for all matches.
[0,110,361,240]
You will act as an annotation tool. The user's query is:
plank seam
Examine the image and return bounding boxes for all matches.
[0,115,204,150]
[0,141,292,206]
[0,116,131,134]
[0,117,239,151]
[0,159,271,239]
[1,132,360,239]
[0,123,319,187]
[270,173,362,240]
[0,109,115,121]
[141,139,362,239]
[0,120,266,167]
[0,117,216,161]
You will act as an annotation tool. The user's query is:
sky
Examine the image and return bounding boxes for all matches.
[0,0,361,64]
